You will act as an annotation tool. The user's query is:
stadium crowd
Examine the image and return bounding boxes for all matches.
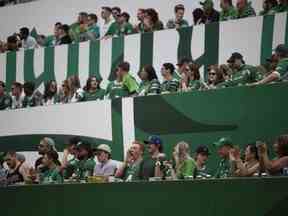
[0,133,288,186]
[0,0,288,53]
[0,43,287,110]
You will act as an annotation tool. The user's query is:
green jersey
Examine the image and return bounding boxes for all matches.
[214,158,231,178]
[139,157,156,180]
[161,78,180,94]
[0,93,12,110]
[176,158,197,179]
[80,24,100,42]
[166,19,189,29]
[82,89,105,101]
[188,80,203,91]
[106,22,134,37]
[63,158,78,179]
[123,73,139,94]
[40,167,63,184]
[220,6,237,21]
[22,91,43,108]
[123,160,142,181]
[69,22,82,42]
[236,2,256,19]
[72,158,96,180]
[43,35,56,47]
[105,80,129,100]
[138,79,161,96]
[173,69,182,81]
[276,58,288,80]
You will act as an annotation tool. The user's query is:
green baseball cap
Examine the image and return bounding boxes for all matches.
[200,0,214,9]
[213,137,233,147]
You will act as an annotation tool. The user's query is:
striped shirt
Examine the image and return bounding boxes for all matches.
[161,78,180,94]
[138,79,161,96]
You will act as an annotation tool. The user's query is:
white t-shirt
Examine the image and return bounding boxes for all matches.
[22,36,38,50]
[100,18,114,37]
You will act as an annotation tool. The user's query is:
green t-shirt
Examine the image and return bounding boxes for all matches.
[161,78,180,94]
[106,22,134,37]
[276,58,288,80]
[176,158,197,179]
[69,22,82,42]
[0,93,12,110]
[188,80,203,91]
[40,167,63,184]
[236,2,256,19]
[82,89,105,101]
[105,80,129,100]
[22,92,43,108]
[138,79,161,96]
[139,157,156,180]
[214,158,231,178]
[274,4,288,13]
[123,160,142,181]
[166,19,189,29]
[43,35,56,47]
[123,73,139,94]
[173,70,182,81]
[72,158,96,180]
[220,6,237,21]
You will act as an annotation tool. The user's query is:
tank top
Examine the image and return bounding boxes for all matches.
[6,164,24,185]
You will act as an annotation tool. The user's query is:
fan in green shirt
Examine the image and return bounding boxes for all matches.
[81,76,105,101]
[22,81,43,108]
[259,0,278,16]
[274,0,288,12]
[40,151,63,184]
[79,13,100,42]
[105,80,129,100]
[105,12,134,37]
[142,8,164,32]
[69,12,89,42]
[137,65,161,96]
[166,4,189,29]
[0,81,12,110]
[235,0,256,19]
[161,63,180,94]
[219,0,237,21]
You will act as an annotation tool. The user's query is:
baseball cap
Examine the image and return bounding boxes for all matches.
[200,0,214,8]
[144,135,163,146]
[274,44,288,56]
[77,141,92,151]
[213,137,233,147]
[227,52,244,63]
[196,145,210,156]
[97,144,112,154]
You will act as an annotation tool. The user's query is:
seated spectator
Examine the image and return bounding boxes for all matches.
[219,0,237,21]
[134,8,146,33]
[68,75,84,102]
[94,144,117,176]
[206,65,224,89]
[70,12,88,42]
[4,151,30,185]
[115,141,144,181]
[275,0,288,12]
[213,137,233,178]
[230,144,259,177]
[79,13,100,42]
[166,4,189,29]
[222,52,261,87]
[174,57,192,81]
[142,8,164,32]
[19,27,38,50]
[258,135,288,176]
[105,12,134,38]
[254,44,288,84]
[172,141,197,179]
[105,69,128,100]
[43,80,59,106]
[100,7,114,38]
[82,76,105,101]
[0,81,12,110]
[181,63,205,91]
[161,63,180,94]
[192,8,205,25]
[58,80,72,104]
[235,0,256,19]
[112,7,121,20]
[259,0,278,15]
[219,64,232,81]
[199,0,220,24]
[195,145,210,178]
[264,54,279,73]
[137,65,161,96]
[57,24,72,45]
[22,81,42,108]
[11,82,23,109]
[44,22,62,47]
[39,150,63,184]
[140,135,166,180]
[6,35,19,52]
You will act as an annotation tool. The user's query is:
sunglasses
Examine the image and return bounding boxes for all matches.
[209,73,216,75]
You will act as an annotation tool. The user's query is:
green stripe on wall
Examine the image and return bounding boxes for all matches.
[89,40,101,80]
[140,32,154,69]
[261,15,275,65]
[177,26,193,61]
[109,36,124,81]
[67,43,79,77]
[43,46,55,81]
[24,49,34,82]
[204,22,219,80]
[111,99,124,160]
[6,52,17,90]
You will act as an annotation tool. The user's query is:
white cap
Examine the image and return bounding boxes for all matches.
[97,144,112,154]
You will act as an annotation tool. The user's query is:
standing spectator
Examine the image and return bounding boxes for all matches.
[199,0,220,24]
[0,81,12,110]
[235,0,256,19]
[4,151,30,185]
[22,81,42,108]
[254,44,288,84]
[19,27,38,50]
[195,145,210,178]
[58,80,72,104]
[115,141,144,181]
[258,135,288,176]
[43,80,59,106]
[166,4,189,29]
[143,8,164,32]
[206,65,224,89]
[259,0,278,15]
[192,8,205,25]
[223,52,261,87]
[105,12,134,38]
[44,22,62,47]
[213,137,233,178]
[161,63,180,94]
[70,12,88,42]
[174,58,192,81]
[105,69,129,100]
[6,35,19,52]
[82,76,105,101]
[219,0,237,21]
[39,150,63,184]
[80,13,100,42]
[275,0,288,12]
[11,82,23,109]
[112,7,121,20]
[56,24,72,45]
[137,65,161,96]
[230,144,259,177]
[134,8,146,33]
[94,144,117,176]
[100,7,114,38]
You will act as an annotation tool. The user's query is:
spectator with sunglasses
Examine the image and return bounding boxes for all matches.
[105,12,133,38]
[206,65,225,89]
[181,63,205,92]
